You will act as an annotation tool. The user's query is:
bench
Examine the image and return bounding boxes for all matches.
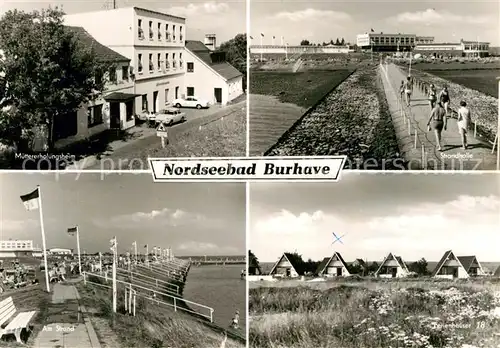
[0,296,37,343]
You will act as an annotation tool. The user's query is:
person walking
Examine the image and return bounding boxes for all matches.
[403,76,412,107]
[229,310,240,329]
[457,101,471,149]
[428,84,437,111]
[399,80,405,101]
[438,86,451,115]
[427,101,447,151]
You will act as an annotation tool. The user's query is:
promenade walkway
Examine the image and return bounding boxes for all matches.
[380,63,497,170]
[33,282,101,348]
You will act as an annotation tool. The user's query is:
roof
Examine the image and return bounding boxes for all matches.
[457,256,483,273]
[375,253,408,275]
[133,7,185,21]
[269,252,302,276]
[65,26,130,63]
[495,266,500,277]
[185,40,243,81]
[104,92,141,101]
[316,252,350,275]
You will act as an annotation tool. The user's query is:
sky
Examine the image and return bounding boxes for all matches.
[250,0,499,46]
[250,173,500,263]
[0,173,245,256]
[1,0,245,43]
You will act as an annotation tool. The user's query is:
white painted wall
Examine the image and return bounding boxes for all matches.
[227,76,243,103]
[135,73,185,114]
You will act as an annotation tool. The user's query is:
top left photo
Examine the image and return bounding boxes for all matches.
[0,0,247,170]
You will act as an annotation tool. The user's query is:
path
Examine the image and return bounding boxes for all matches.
[380,63,497,170]
[33,282,101,348]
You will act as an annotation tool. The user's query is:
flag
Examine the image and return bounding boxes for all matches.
[20,188,39,211]
[371,28,374,32]
[249,35,253,39]
[260,33,264,37]
[144,244,148,248]
[67,227,77,235]
[110,237,117,253]
[273,35,275,39]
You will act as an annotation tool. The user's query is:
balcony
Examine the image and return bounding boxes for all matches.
[172,61,177,69]
[158,33,162,41]
[166,34,171,42]
[137,65,143,75]
[149,63,154,73]
[173,35,176,42]
[138,29,145,40]
[149,31,154,40]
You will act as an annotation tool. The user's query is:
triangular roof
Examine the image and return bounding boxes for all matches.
[185,40,242,81]
[65,26,130,63]
[269,252,301,276]
[375,253,408,275]
[316,252,350,275]
[495,265,500,277]
[457,255,483,274]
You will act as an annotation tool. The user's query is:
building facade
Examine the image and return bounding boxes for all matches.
[184,41,243,105]
[0,240,35,258]
[64,7,186,115]
[357,33,424,51]
[414,40,490,58]
[250,45,352,55]
[48,248,73,255]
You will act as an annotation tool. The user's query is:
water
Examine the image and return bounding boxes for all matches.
[183,264,246,332]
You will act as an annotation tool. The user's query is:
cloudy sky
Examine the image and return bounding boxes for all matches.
[250,173,500,263]
[1,0,244,43]
[0,173,245,256]
[251,0,499,46]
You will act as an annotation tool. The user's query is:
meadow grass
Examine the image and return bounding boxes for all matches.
[249,279,500,348]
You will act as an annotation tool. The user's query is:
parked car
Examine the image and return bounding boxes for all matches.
[172,96,209,109]
[148,108,186,127]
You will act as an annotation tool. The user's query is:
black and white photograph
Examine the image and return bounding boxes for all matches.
[248,173,500,348]
[0,0,246,170]
[0,173,246,347]
[249,0,499,170]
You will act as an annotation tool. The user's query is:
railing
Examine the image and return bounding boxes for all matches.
[82,271,214,322]
[116,268,180,294]
[134,263,185,283]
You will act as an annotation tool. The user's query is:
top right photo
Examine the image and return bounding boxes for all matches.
[249,0,499,171]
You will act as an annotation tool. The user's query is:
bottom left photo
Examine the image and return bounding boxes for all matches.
[0,172,246,348]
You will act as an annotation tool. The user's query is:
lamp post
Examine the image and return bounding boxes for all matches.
[496,77,500,170]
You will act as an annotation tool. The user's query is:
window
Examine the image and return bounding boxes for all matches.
[165,53,169,68]
[165,24,170,41]
[108,67,117,84]
[179,26,183,41]
[138,54,143,73]
[179,52,183,67]
[142,95,148,111]
[187,62,194,72]
[173,25,176,40]
[149,21,153,39]
[187,87,194,96]
[172,53,176,68]
[158,23,162,40]
[157,53,161,70]
[122,66,129,81]
[138,19,144,39]
[87,105,103,127]
[126,101,134,121]
[149,53,154,72]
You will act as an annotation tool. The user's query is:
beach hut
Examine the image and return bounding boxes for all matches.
[432,250,485,279]
[316,252,350,277]
[375,253,409,278]
[269,252,301,278]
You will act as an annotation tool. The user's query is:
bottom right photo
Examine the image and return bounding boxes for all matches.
[248,173,500,348]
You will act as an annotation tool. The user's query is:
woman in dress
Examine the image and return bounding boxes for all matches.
[427,101,447,151]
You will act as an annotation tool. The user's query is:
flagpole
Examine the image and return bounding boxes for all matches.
[37,185,50,293]
[76,225,82,274]
[134,242,137,263]
[260,34,263,62]
[146,245,149,263]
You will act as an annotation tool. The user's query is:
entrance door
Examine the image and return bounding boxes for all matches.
[109,102,121,129]
[452,267,458,278]
[391,267,398,278]
[336,268,342,276]
[214,88,222,103]
[286,268,290,277]
[175,86,179,99]
[153,91,159,113]
[187,87,194,97]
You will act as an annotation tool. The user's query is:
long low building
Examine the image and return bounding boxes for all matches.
[250,44,353,55]
[414,40,490,58]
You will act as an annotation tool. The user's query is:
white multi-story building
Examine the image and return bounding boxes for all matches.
[64,7,186,115]
[357,32,424,51]
[0,240,34,251]
[414,39,490,58]
[48,248,73,256]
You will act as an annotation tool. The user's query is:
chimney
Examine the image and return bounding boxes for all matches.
[204,34,216,51]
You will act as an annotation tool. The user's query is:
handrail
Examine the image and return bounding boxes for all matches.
[82,271,214,322]
[134,263,185,280]
[116,268,179,293]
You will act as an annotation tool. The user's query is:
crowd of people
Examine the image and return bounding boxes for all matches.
[399,76,472,151]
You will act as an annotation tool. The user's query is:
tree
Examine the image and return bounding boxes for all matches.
[329,39,334,45]
[216,33,246,90]
[335,38,341,45]
[408,258,429,276]
[366,261,379,275]
[285,252,306,275]
[248,250,262,275]
[300,39,310,46]
[341,38,345,45]
[0,7,110,151]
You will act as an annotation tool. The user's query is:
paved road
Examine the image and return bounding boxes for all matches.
[380,63,497,170]
[78,101,245,170]
[33,283,101,348]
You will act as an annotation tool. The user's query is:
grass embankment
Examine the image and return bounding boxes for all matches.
[265,66,403,169]
[78,276,245,348]
[249,280,500,348]
[250,70,353,109]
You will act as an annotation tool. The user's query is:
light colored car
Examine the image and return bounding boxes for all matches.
[172,96,209,109]
[150,108,186,126]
